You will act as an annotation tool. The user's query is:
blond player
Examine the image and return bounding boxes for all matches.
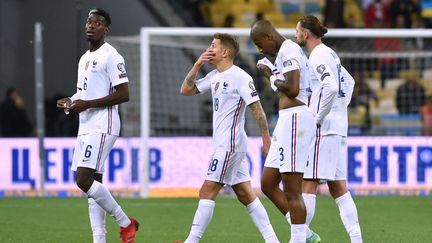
[295,15,363,243]
[56,8,138,243]
[178,33,279,243]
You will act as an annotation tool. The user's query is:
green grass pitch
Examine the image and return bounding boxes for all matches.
[0,196,431,242]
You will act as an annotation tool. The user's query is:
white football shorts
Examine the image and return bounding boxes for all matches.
[205,151,251,186]
[304,134,347,181]
[264,106,314,173]
[72,132,117,173]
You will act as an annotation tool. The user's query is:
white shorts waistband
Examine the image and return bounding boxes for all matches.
[278,105,308,116]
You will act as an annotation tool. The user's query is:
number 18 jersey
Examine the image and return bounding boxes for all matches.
[196,65,260,152]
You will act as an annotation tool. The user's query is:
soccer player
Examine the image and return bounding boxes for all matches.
[295,15,363,243]
[250,20,316,243]
[56,8,139,243]
[178,33,279,243]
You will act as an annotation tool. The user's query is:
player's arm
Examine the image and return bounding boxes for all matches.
[255,64,299,98]
[313,61,338,126]
[69,82,129,113]
[180,64,201,96]
[249,101,271,156]
[180,50,214,96]
[57,84,82,112]
[276,69,300,98]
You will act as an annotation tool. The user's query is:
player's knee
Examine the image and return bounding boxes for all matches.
[260,181,272,196]
[283,188,301,202]
[76,176,93,193]
[328,183,347,198]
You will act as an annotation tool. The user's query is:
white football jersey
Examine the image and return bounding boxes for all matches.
[308,43,355,136]
[196,65,260,152]
[73,42,129,136]
[274,39,311,104]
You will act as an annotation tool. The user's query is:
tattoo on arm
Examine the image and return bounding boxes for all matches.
[185,74,197,88]
[250,102,269,134]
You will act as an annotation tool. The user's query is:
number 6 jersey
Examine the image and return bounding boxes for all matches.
[74,42,129,136]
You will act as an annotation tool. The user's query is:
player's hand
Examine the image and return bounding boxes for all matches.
[261,135,271,157]
[56,97,71,111]
[196,50,215,66]
[256,64,272,79]
[68,99,90,113]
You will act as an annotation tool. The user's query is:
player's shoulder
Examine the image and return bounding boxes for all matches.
[280,39,301,53]
[230,65,252,83]
[311,44,329,55]
[310,45,333,63]
[102,42,124,59]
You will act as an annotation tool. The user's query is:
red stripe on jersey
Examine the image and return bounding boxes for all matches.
[96,133,106,170]
[315,128,321,178]
[219,152,231,183]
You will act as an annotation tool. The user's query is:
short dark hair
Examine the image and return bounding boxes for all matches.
[213,33,239,59]
[88,8,111,26]
[299,15,328,38]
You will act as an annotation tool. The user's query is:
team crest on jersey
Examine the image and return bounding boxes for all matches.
[316,64,326,74]
[92,59,97,68]
[85,61,90,70]
[283,59,292,67]
[214,82,220,92]
[223,81,229,89]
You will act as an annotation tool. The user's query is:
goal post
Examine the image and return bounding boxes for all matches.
[108,28,432,198]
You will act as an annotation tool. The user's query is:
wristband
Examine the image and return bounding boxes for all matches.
[269,75,278,91]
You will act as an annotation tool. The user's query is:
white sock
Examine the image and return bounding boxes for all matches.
[335,192,362,243]
[302,193,316,226]
[290,224,306,243]
[287,211,313,239]
[184,199,215,243]
[246,198,279,243]
[285,212,291,225]
[87,181,131,228]
[88,198,106,243]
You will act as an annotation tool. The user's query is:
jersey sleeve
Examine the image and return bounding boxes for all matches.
[195,70,214,93]
[237,74,260,106]
[310,54,338,124]
[279,44,302,75]
[107,52,129,87]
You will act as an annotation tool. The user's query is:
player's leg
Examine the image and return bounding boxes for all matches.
[184,151,232,243]
[281,172,306,243]
[88,173,106,243]
[327,180,362,243]
[183,180,223,243]
[328,136,362,243]
[301,179,319,227]
[232,180,279,243]
[261,138,290,214]
[74,133,138,242]
[261,125,292,225]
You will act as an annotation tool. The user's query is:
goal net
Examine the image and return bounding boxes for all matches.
[108,28,432,197]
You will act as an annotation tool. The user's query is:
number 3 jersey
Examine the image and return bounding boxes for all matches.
[308,43,355,136]
[196,65,260,152]
[74,42,129,136]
